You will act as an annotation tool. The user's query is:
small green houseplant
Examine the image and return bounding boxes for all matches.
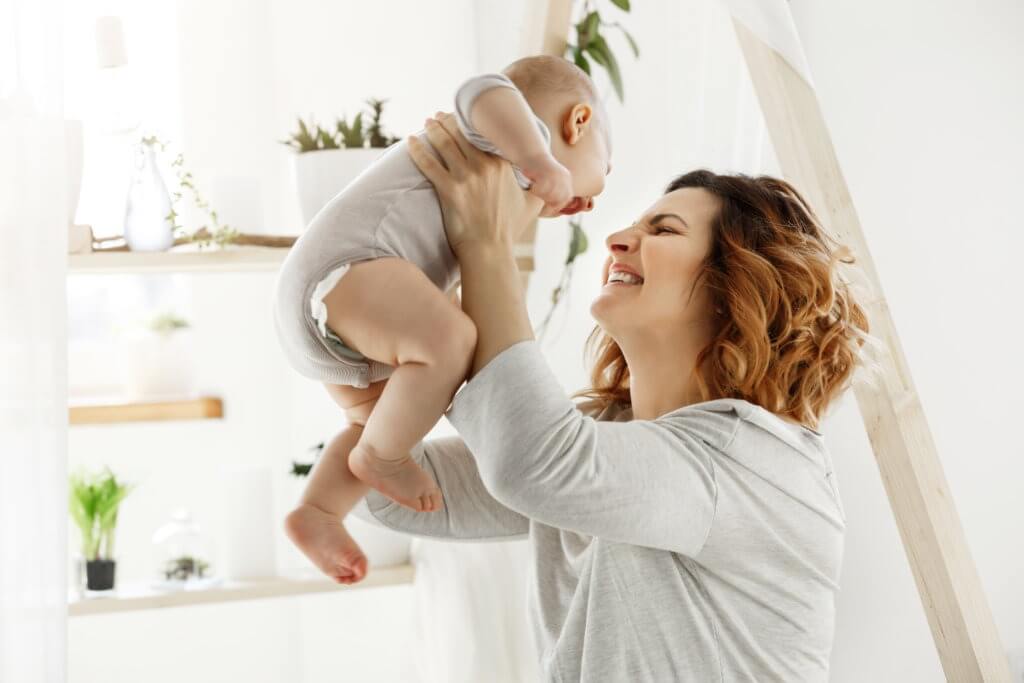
[281,98,401,153]
[69,467,135,591]
[290,441,324,478]
[123,310,197,400]
[282,98,404,225]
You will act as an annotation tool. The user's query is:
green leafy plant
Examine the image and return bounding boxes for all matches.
[336,112,366,148]
[164,555,210,581]
[290,441,324,477]
[365,98,402,148]
[567,0,638,102]
[141,135,240,250]
[536,218,588,338]
[282,99,401,153]
[540,0,638,340]
[147,311,190,336]
[69,467,135,561]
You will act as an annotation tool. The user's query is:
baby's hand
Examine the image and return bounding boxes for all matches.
[519,154,573,213]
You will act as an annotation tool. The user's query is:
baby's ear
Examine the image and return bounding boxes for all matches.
[561,103,594,146]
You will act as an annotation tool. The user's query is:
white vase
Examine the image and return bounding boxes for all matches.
[124,143,174,251]
[292,147,385,226]
[121,329,197,400]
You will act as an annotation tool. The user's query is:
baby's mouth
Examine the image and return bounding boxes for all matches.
[559,198,584,215]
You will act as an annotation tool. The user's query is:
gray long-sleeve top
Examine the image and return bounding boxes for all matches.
[351,340,846,682]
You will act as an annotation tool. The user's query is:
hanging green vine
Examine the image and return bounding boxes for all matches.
[140,135,240,249]
[537,0,638,340]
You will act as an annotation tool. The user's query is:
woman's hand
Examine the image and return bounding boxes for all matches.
[407,112,543,257]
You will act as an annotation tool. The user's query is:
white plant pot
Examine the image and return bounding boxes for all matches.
[278,475,411,573]
[121,329,197,400]
[292,147,385,226]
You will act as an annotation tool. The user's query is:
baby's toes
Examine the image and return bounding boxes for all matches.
[422,489,443,512]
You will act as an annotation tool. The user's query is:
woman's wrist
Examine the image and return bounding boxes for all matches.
[452,235,516,265]
[454,238,533,379]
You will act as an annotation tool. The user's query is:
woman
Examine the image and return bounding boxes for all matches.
[349,112,871,681]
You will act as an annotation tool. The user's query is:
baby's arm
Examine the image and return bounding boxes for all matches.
[464,87,549,170]
[456,78,572,210]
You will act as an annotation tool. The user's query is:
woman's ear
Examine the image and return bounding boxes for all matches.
[562,103,594,146]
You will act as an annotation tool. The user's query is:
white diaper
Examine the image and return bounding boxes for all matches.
[310,263,352,340]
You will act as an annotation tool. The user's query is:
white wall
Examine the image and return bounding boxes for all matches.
[788,1,1024,680]
[67,0,1023,681]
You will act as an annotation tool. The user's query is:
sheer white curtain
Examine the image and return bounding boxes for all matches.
[0,0,69,680]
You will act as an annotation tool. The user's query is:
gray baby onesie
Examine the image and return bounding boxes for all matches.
[273,73,550,388]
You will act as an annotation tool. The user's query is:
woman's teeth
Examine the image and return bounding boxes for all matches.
[606,272,643,285]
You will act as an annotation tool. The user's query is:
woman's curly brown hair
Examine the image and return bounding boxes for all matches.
[573,169,873,430]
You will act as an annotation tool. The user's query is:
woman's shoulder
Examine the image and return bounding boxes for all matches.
[574,396,633,422]
[574,396,825,453]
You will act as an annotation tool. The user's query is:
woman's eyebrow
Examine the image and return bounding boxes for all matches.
[649,212,690,229]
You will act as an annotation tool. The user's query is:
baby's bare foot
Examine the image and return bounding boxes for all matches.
[284,504,368,585]
[349,443,442,513]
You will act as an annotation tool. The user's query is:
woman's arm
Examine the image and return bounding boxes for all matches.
[445,339,733,556]
[407,115,730,555]
[350,435,529,542]
[407,114,541,378]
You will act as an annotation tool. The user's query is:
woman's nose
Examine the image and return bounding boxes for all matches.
[605,226,637,252]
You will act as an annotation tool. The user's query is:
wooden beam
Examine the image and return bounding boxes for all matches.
[732,19,1011,682]
[539,0,574,56]
[517,0,574,295]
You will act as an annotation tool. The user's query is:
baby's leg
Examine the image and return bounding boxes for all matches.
[285,419,374,584]
[321,257,476,511]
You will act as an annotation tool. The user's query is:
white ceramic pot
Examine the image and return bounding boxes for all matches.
[292,147,385,226]
[121,329,197,400]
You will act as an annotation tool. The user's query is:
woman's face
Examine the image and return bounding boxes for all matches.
[591,187,720,339]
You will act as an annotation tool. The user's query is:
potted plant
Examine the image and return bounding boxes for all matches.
[121,310,197,400]
[283,442,411,570]
[69,467,135,591]
[150,508,222,591]
[282,98,402,225]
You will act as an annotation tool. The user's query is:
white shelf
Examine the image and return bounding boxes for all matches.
[68,247,289,274]
[68,564,414,617]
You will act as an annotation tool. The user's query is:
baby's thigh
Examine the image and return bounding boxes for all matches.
[324,380,387,426]
[322,257,476,369]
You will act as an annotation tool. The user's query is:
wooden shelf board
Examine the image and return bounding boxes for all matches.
[68,244,535,274]
[69,396,223,425]
[68,564,415,617]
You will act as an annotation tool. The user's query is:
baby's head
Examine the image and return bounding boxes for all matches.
[503,55,612,216]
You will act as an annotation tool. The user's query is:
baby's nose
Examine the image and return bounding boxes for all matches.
[584,197,594,211]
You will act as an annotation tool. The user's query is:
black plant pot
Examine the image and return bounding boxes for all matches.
[85,559,116,591]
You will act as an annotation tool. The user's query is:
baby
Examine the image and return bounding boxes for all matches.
[276,55,612,584]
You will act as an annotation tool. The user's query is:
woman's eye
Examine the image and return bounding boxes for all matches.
[654,226,676,235]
